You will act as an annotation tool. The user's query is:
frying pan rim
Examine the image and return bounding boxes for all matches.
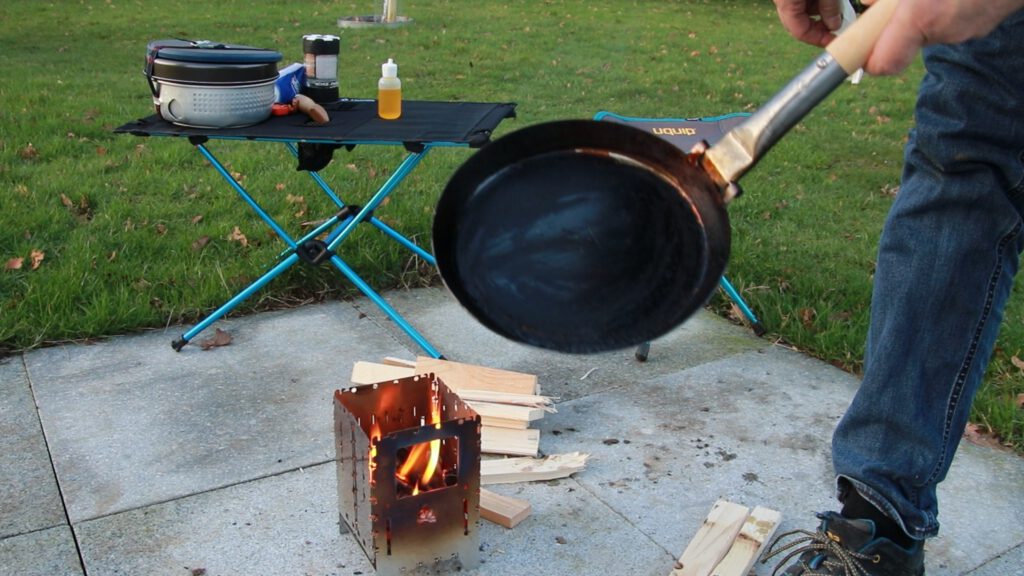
[432,119,732,353]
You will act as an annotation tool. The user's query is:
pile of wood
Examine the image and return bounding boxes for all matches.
[351,356,553,457]
[669,500,782,576]
[349,356,589,529]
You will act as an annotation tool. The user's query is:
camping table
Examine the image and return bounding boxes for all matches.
[115,99,517,358]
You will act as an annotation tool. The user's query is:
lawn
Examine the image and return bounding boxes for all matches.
[0,0,1020,449]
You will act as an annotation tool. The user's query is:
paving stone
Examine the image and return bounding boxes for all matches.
[0,358,65,538]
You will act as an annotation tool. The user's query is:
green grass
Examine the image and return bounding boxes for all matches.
[1,0,1021,450]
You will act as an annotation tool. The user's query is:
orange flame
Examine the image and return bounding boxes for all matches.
[395,389,443,494]
[368,421,382,484]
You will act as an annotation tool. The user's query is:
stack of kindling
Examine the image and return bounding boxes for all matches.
[350,356,553,456]
[349,356,589,529]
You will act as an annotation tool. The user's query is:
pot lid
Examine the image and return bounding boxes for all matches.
[148,39,282,64]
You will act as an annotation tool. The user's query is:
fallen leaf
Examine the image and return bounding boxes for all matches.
[227,226,249,247]
[1011,355,1024,371]
[191,214,203,225]
[963,422,1005,450]
[107,250,117,262]
[60,193,74,208]
[199,328,233,350]
[5,257,24,270]
[29,249,45,270]
[191,235,211,251]
[18,143,38,160]
[1016,393,1024,409]
[799,307,816,328]
[155,223,167,235]
[275,183,286,191]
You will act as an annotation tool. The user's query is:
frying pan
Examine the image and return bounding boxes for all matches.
[433,0,897,353]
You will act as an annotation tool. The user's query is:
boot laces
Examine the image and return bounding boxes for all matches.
[761,527,882,576]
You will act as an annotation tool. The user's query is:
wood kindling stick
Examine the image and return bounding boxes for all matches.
[481,426,540,457]
[479,488,532,528]
[481,452,589,485]
[466,401,546,422]
[350,361,416,385]
[669,500,750,576]
[415,357,539,395]
[710,506,782,576]
[455,389,556,411]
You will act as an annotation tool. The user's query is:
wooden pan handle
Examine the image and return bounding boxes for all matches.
[826,0,899,74]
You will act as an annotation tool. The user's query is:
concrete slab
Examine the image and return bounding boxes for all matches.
[24,302,410,523]
[75,461,673,576]
[74,462,367,576]
[535,346,1024,575]
[366,286,768,400]
[0,525,83,576]
[11,287,1023,576]
[0,357,65,538]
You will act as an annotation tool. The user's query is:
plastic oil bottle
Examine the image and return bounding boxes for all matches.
[377,58,401,120]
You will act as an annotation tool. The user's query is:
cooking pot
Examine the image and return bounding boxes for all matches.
[433,0,896,353]
[145,39,283,128]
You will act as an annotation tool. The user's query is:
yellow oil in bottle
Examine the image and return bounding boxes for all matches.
[378,87,402,119]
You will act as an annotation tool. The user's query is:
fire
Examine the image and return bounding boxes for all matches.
[368,421,382,485]
[395,388,443,495]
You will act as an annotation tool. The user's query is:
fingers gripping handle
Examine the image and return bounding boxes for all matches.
[827,0,899,74]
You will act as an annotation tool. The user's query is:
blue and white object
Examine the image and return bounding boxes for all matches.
[274,62,306,103]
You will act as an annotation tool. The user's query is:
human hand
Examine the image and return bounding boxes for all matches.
[773,0,846,47]
[866,0,1024,74]
[774,0,1024,75]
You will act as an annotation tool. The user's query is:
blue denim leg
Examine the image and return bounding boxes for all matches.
[831,11,1024,540]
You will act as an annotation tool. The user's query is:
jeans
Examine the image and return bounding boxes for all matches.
[831,10,1024,540]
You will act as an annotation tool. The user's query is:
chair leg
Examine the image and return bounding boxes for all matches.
[632,275,764,361]
[718,276,766,336]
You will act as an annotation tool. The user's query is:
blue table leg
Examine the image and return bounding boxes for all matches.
[173,254,301,351]
[328,254,442,358]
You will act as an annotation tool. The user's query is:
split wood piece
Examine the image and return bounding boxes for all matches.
[415,357,539,395]
[466,401,545,423]
[479,488,532,528]
[350,361,416,385]
[481,426,540,457]
[481,452,589,485]
[669,500,750,576]
[380,356,417,368]
[456,389,556,411]
[480,416,530,430]
[710,506,782,576]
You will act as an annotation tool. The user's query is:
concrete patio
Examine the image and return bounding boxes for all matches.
[2,286,1021,576]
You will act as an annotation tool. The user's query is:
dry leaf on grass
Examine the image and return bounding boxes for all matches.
[199,328,233,350]
[29,249,45,270]
[963,423,1007,451]
[227,226,248,247]
[1011,355,1024,371]
[191,236,211,251]
[5,257,24,270]
[1017,393,1024,410]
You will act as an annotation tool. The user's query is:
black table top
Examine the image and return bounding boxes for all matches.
[115,99,517,149]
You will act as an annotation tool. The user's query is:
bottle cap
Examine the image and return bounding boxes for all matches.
[382,58,398,78]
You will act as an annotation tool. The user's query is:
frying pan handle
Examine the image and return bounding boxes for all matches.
[702,0,898,189]
[826,0,899,74]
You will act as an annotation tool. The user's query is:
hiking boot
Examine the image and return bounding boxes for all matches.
[761,512,925,576]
